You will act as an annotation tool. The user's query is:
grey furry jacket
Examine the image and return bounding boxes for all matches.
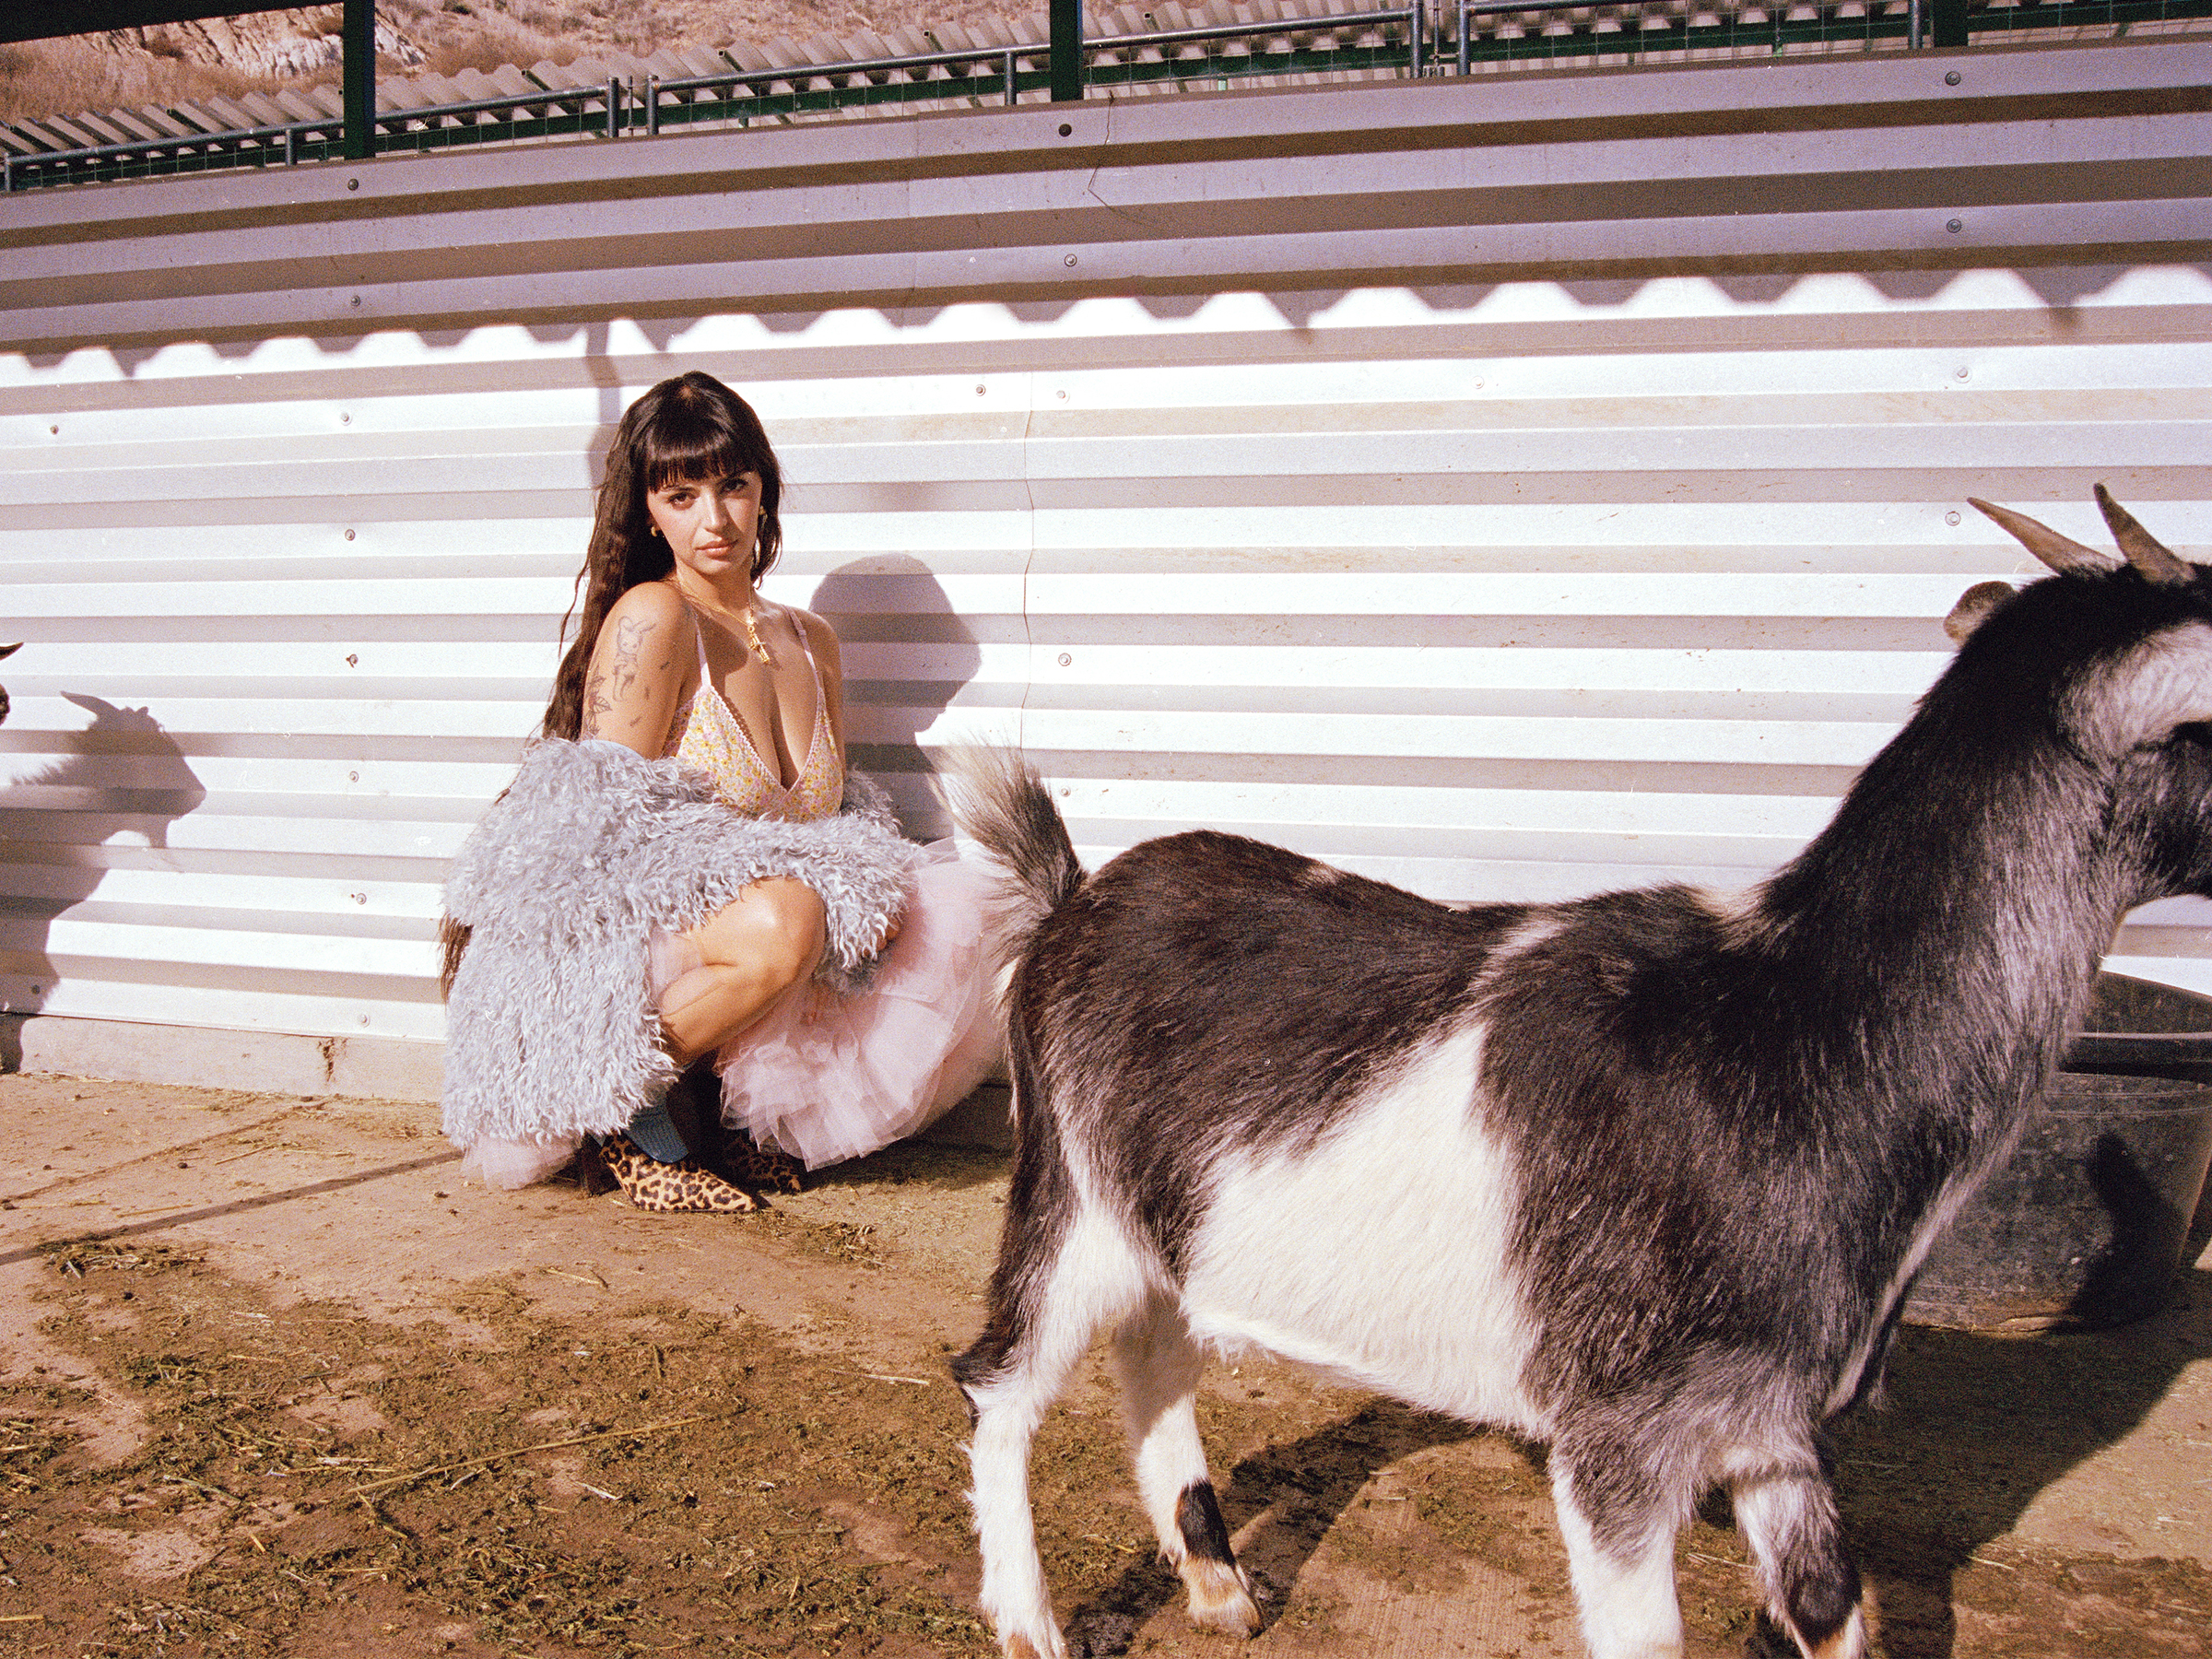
[440,737,919,1153]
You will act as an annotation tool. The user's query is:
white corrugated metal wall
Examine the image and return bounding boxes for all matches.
[2,39,2208,1095]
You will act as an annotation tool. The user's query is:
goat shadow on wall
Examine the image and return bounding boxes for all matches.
[807,556,983,842]
[0,691,209,1068]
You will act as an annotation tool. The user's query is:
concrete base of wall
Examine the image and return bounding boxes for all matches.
[0,1013,1017,1153]
[0,1012,446,1101]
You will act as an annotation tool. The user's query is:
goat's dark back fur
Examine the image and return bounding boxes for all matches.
[1041,832,1537,1268]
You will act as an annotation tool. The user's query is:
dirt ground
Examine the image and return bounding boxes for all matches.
[0,1073,2205,1659]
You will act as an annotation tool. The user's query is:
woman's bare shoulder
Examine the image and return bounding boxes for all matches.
[787,605,841,659]
[606,579,689,634]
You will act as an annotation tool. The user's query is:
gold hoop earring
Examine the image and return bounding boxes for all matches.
[649,525,662,539]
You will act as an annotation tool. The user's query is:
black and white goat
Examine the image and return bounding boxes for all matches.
[946,489,2212,1659]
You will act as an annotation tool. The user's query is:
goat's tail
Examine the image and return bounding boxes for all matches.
[937,744,1084,962]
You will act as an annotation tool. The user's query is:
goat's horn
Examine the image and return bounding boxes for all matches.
[1968,497,2116,575]
[2095,484,2194,588]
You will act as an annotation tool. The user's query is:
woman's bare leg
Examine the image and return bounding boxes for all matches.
[659,877,827,1064]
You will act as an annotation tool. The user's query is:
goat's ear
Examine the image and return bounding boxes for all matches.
[1943,581,2017,646]
[2095,484,2195,588]
[1969,497,2117,575]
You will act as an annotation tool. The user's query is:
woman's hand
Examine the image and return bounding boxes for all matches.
[582,582,689,759]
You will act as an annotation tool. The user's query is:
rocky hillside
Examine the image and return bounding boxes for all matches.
[0,1,1022,126]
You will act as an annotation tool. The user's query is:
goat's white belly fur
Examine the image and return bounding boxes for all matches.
[1177,1022,1543,1435]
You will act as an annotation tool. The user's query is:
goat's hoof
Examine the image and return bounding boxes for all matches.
[1182,1559,1263,1638]
[1801,1606,1867,1659]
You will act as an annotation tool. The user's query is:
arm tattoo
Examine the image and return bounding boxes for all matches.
[581,616,664,741]
[606,616,652,700]
[581,670,615,736]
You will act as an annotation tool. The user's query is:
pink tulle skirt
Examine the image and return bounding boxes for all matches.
[712,844,1003,1168]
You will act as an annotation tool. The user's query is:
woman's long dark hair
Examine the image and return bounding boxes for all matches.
[540,371,785,742]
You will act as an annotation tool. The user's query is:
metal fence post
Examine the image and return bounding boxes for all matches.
[343,0,374,160]
[1051,0,1084,101]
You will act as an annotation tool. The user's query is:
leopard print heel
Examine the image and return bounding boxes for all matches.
[724,1128,805,1195]
[598,1132,763,1214]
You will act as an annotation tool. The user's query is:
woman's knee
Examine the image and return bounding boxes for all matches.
[753,880,826,985]
[694,878,824,989]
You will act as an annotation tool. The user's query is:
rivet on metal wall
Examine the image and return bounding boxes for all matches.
[344,528,357,540]
[347,177,359,190]
[1057,123,1072,136]
[340,412,351,424]
[1946,218,1963,233]
[49,425,57,435]
[1058,653,1073,666]
[975,384,986,395]
[346,653,359,666]
[1946,511,1962,526]
[1945,70,1962,86]
[348,771,360,782]
[1955,367,1970,381]
[350,294,362,306]
[1065,254,1078,267]
[352,893,368,905]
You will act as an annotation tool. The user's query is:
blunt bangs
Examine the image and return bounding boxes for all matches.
[638,389,773,498]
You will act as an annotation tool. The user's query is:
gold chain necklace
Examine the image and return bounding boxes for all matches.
[737,606,772,665]
[694,598,774,665]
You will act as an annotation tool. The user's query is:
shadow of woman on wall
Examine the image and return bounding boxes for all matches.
[0,688,208,1066]
[806,555,984,841]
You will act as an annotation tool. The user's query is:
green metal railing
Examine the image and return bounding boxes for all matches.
[3,0,2206,193]
[1448,0,2206,67]
[0,10,1423,189]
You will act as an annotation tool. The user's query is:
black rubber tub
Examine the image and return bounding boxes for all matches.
[1905,973,2212,1333]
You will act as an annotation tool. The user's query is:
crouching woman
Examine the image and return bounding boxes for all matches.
[440,371,1001,1210]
